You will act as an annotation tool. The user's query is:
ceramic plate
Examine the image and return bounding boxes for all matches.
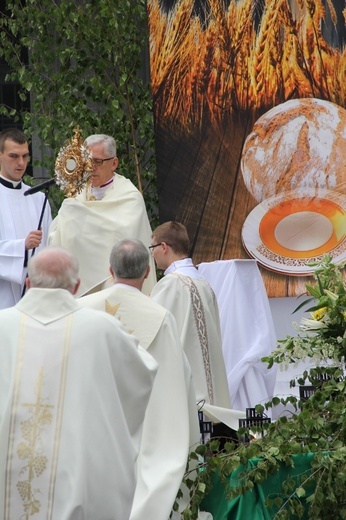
[241,189,346,275]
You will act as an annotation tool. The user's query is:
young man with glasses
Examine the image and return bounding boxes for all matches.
[48,134,156,296]
[150,221,245,435]
[0,127,52,309]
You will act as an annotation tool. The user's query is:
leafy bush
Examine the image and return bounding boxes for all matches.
[177,256,346,519]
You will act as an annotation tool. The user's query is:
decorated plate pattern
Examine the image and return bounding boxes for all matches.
[241,189,346,275]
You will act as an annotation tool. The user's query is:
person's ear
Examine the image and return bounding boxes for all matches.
[110,266,115,278]
[144,265,150,280]
[112,157,119,170]
[26,278,31,290]
[161,241,169,253]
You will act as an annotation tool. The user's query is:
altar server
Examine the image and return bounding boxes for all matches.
[48,133,156,296]
[0,246,157,520]
[150,221,246,430]
[0,127,52,309]
[79,238,200,520]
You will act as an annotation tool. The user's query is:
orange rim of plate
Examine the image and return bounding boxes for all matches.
[259,196,346,258]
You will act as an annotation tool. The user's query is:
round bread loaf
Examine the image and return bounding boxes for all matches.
[241,98,346,203]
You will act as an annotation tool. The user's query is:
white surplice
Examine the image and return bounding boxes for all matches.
[0,288,157,520]
[150,269,246,429]
[48,174,156,297]
[79,284,200,520]
[0,182,52,309]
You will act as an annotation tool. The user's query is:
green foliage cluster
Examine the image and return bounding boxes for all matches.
[0,0,158,222]
[177,257,346,519]
[266,256,346,368]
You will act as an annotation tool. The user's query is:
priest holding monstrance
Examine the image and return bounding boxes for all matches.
[48,129,156,296]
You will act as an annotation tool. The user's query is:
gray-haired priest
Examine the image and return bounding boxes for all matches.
[0,246,157,519]
[48,133,156,297]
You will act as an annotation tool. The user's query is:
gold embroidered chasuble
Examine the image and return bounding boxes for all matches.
[0,288,157,520]
[5,314,72,519]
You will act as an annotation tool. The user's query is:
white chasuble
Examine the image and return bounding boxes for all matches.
[48,174,156,297]
[150,274,246,429]
[79,285,200,520]
[0,288,157,520]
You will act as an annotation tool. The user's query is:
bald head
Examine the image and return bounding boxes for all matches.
[27,247,80,294]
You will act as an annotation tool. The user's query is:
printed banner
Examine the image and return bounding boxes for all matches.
[148,0,346,297]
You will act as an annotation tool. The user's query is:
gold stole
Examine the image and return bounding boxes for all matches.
[176,274,215,404]
[5,314,72,519]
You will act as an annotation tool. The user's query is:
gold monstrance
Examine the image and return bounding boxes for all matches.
[55,126,93,198]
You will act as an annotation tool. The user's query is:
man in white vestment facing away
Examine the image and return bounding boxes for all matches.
[79,239,201,520]
[0,127,52,309]
[0,246,157,520]
[150,221,246,432]
[48,133,156,297]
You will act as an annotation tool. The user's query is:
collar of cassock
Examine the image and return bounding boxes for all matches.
[0,175,22,190]
[90,176,114,200]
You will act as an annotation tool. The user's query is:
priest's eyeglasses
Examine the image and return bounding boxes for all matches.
[149,242,172,252]
[149,243,162,252]
[92,156,115,166]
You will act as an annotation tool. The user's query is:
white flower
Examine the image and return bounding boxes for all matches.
[299,317,328,331]
[324,289,339,301]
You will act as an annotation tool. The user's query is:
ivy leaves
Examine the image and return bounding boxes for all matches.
[0,0,158,222]
[177,257,346,519]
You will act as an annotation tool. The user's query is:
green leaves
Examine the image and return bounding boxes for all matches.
[177,258,346,519]
[0,0,158,221]
[262,257,346,368]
